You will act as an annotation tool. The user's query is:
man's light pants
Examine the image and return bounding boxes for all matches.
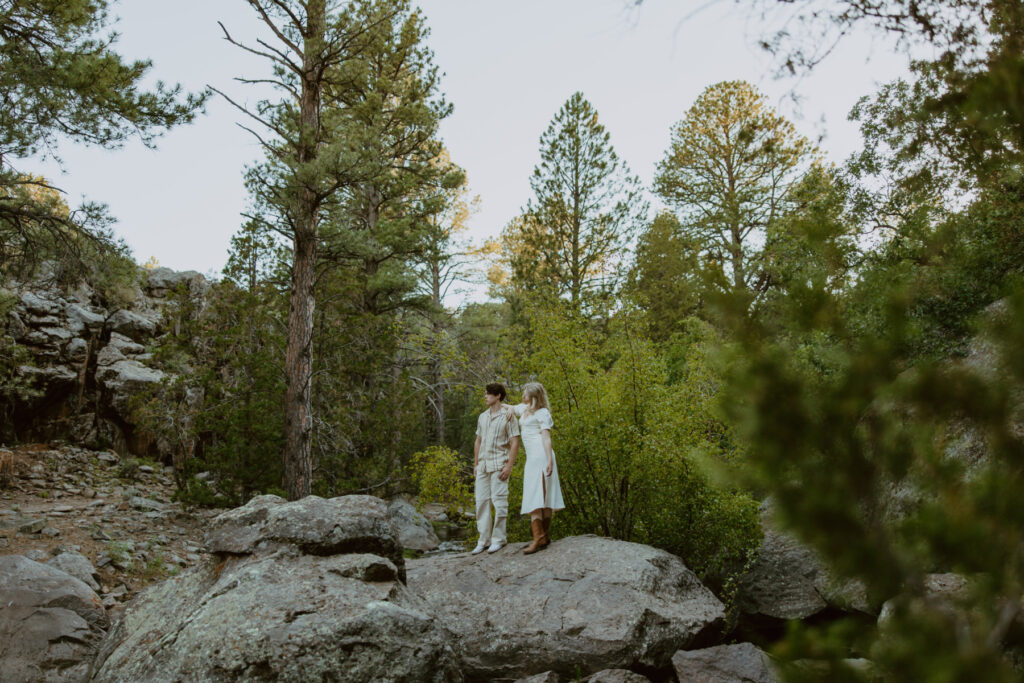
[475,467,509,545]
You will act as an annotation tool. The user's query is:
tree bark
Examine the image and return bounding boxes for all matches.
[282,0,326,500]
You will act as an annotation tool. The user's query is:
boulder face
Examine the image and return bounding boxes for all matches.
[204,494,406,581]
[388,498,441,551]
[3,267,204,453]
[406,534,726,681]
[737,501,870,626]
[672,643,778,683]
[0,555,109,683]
[90,495,460,683]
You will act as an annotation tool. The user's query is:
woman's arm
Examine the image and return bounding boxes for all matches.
[540,429,553,476]
[507,402,527,422]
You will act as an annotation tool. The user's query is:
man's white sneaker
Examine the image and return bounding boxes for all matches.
[471,541,488,555]
[487,540,506,553]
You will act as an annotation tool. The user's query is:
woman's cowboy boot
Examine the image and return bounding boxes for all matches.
[523,518,545,554]
[539,509,552,547]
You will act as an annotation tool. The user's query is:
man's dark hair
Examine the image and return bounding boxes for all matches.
[485,382,506,401]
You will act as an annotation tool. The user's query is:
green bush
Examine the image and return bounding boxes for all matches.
[516,303,761,580]
[408,445,473,520]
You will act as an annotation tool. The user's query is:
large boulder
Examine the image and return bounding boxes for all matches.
[406,534,725,681]
[95,358,164,419]
[0,555,108,682]
[672,643,778,683]
[204,494,406,580]
[737,502,870,626]
[388,498,440,551]
[90,495,460,682]
[47,551,101,591]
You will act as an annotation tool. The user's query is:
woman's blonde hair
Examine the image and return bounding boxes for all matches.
[521,382,549,411]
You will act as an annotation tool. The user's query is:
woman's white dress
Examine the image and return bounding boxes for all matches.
[513,405,565,514]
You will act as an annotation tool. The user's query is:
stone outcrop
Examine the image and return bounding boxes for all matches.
[0,555,109,682]
[4,267,206,453]
[406,534,725,681]
[90,495,460,682]
[737,501,871,628]
[672,643,778,683]
[388,498,440,551]
[47,550,101,591]
[204,494,406,580]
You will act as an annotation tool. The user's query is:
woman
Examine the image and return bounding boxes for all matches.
[511,382,564,554]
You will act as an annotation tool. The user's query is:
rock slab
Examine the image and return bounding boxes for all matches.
[0,555,108,683]
[407,534,725,681]
[388,498,440,551]
[91,495,459,682]
[672,643,778,683]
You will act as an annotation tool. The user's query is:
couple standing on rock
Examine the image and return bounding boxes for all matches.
[472,382,564,555]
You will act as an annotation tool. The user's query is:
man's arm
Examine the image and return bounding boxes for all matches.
[473,434,482,476]
[500,436,519,481]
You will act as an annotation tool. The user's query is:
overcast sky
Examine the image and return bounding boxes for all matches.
[26,0,908,289]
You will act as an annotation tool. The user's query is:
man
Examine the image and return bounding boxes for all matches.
[472,382,520,554]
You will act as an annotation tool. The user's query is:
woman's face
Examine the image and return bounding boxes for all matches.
[523,391,534,407]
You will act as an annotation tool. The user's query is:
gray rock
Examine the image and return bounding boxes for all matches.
[106,331,145,355]
[144,267,203,295]
[738,502,871,623]
[41,526,60,537]
[96,358,164,418]
[388,498,440,551]
[0,555,108,682]
[205,495,405,580]
[90,551,461,682]
[17,364,78,386]
[515,673,561,683]
[47,551,101,591]
[95,343,126,367]
[420,501,450,523]
[65,303,105,332]
[128,496,166,511]
[64,336,90,361]
[20,291,60,315]
[407,535,725,681]
[38,325,73,342]
[107,309,157,341]
[672,643,778,683]
[588,670,650,682]
[18,518,46,534]
[25,549,49,561]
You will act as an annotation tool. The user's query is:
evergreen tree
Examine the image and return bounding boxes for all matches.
[626,211,717,342]
[654,81,817,305]
[222,0,450,498]
[0,0,205,279]
[510,92,645,315]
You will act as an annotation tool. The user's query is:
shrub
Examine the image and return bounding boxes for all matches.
[516,303,761,580]
[408,445,473,520]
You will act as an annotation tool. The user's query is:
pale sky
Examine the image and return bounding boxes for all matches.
[26,0,907,295]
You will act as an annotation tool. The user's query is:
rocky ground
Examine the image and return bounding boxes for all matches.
[0,442,217,615]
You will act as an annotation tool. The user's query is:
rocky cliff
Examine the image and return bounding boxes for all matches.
[4,267,205,454]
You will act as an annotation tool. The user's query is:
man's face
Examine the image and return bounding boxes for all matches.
[484,391,500,407]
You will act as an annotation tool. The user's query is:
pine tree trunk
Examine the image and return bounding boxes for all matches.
[283,232,317,500]
[282,0,325,500]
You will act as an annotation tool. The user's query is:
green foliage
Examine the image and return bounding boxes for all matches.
[104,541,134,573]
[516,303,761,579]
[0,290,39,436]
[133,278,286,506]
[0,0,205,279]
[503,92,646,315]
[172,476,219,509]
[408,445,472,519]
[625,212,712,341]
[654,80,818,301]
